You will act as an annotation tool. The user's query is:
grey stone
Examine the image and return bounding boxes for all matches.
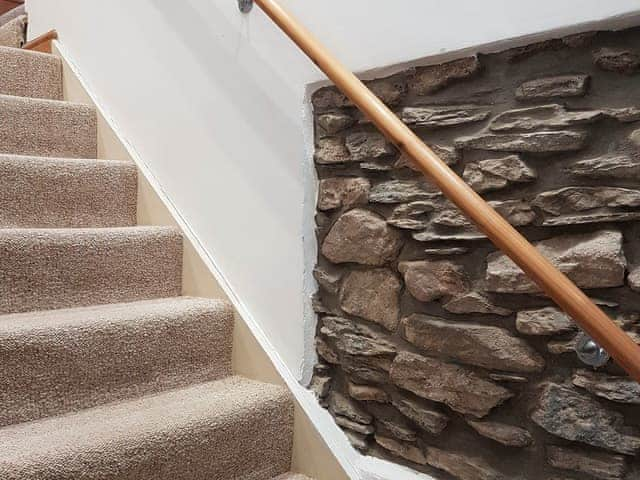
[313,265,342,294]
[369,179,440,203]
[631,128,640,147]
[489,104,602,131]
[572,369,640,405]
[401,314,545,373]
[316,337,340,364]
[329,391,372,425]
[463,155,537,193]
[408,56,481,95]
[628,266,640,292]
[490,199,537,226]
[311,293,332,315]
[603,107,640,122]
[317,177,370,211]
[339,269,402,331]
[347,382,389,403]
[321,209,403,266]
[359,159,395,172]
[547,445,627,480]
[431,209,473,228]
[547,336,577,354]
[343,355,390,385]
[398,260,468,302]
[373,412,418,442]
[424,246,469,256]
[593,47,640,74]
[396,144,460,169]
[412,226,486,242]
[541,211,640,226]
[506,39,563,62]
[317,112,354,134]
[310,374,332,400]
[516,307,577,335]
[314,137,351,164]
[335,415,375,435]
[489,373,529,383]
[387,200,436,230]
[375,435,427,465]
[401,105,491,128]
[321,316,397,357]
[312,86,350,110]
[530,383,640,455]
[365,76,408,106]
[485,230,626,293]
[562,32,597,48]
[467,420,533,447]
[455,130,588,153]
[425,448,505,480]
[390,351,513,418]
[565,154,640,180]
[443,292,512,316]
[346,132,395,162]
[391,395,449,435]
[515,74,590,99]
[345,430,370,452]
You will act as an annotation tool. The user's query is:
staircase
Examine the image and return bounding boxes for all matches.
[0,30,308,480]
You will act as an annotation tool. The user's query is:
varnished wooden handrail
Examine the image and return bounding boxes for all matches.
[254,0,640,382]
[23,29,57,54]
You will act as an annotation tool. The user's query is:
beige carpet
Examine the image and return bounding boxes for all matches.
[0,14,26,48]
[0,44,300,479]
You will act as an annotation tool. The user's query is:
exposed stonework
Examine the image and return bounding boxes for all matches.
[572,369,640,404]
[396,144,460,169]
[463,155,537,192]
[369,179,439,203]
[408,56,481,95]
[565,154,640,180]
[375,434,427,465]
[317,112,354,135]
[391,395,449,435]
[401,105,491,128]
[490,104,602,131]
[467,420,533,447]
[314,137,351,164]
[317,177,370,211]
[515,74,590,99]
[399,260,467,302]
[346,131,395,162]
[455,130,588,153]
[593,47,640,74]
[442,291,512,316]
[547,445,628,480]
[425,448,505,480]
[348,382,389,403]
[516,307,576,335]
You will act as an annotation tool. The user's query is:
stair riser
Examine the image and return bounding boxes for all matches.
[0,47,63,100]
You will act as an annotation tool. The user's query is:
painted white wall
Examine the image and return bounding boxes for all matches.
[25,0,640,383]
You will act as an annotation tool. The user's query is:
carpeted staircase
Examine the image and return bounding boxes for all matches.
[0,30,309,480]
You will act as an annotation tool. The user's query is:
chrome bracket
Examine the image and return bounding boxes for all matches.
[575,331,610,368]
[238,0,253,13]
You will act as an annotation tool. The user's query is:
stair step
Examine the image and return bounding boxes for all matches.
[0,376,294,480]
[0,94,96,158]
[0,5,25,29]
[0,46,62,99]
[0,297,233,427]
[0,154,137,227]
[0,14,26,49]
[0,226,183,314]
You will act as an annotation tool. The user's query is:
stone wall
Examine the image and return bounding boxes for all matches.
[309,26,640,480]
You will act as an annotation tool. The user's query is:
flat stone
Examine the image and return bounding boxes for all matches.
[547,445,627,480]
[342,355,390,385]
[424,246,469,256]
[348,382,389,403]
[408,56,481,95]
[398,260,468,302]
[369,179,440,203]
[530,383,640,455]
[488,373,529,383]
[313,265,342,294]
[321,209,403,266]
[506,39,563,62]
[372,410,418,442]
[339,269,402,331]
[375,435,427,465]
[310,374,332,400]
[631,128,640,147]
[320,316,397,357]
[425,448,505,480]
[401,105,491,128]
[516,307,577,335]
[311,293,332,315]
[314,137,351,164]
[387,200,436,230]
[541,211,640,226]
[412,226,486,242]
[431,209,472,228]
[455,130,588,153]
[391,395,449,435]
[359,159,395,172]
[467,420,533,447]
[365,76,408,106]
[629,266,640,292]
[317,111,354,134]
[485,230,626,293]
[603,107,640,122]
[443,292,512,316]
[515,74,590,99]
[316,337,340,364]
[345,430,370,452]
[593,47,640,74]
[317,177,371,211]
[562,32,597,48]
[547,336,577,354]
[396,144,460,169]
[565,154,640,180]
[345,132,395,162]
[312,86,350,110]
[335,415,375,435]
[329,391,372,425]
[490,104,602,131]
[490,199,537,226]
[463,155,537,193]
[390,351,513,418]
[572,369,640,405]
[401,314,545,372]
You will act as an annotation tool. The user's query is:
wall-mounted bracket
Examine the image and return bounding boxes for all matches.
[238,0,253,13]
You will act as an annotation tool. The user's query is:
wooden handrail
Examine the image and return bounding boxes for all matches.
[254,0,640,382]
[23,29,57,54]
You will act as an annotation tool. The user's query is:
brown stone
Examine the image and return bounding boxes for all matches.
[490,199,537,226]
[455,130,588,153]
[424,246,469,256]
[313,265,342,294]
[342,355,389,385]
[572,369,640,405]
[603,107,640,122]
[317,177,370,211]
[425,448,505,480]
[488,373,529,383]
[375,435,427,465]
[398,260,468,302]
[530,383,640,455]
[347,381,389,403]
[628,265,640,292]
[345,430,370,452]
[329,391,372,425]
[489,104,602,131]
[443,292,512,316]
[401,105,491,128]
[515,74,590,99]
[321,209,403,266]
[390,352,513,418]
[547,336,577,354]
[316,337,339,364]
[386,200,436,230]
[335,415,375,435]
[320,316,397,357]
[314,137,351,164]
[310,374,332,400]
[463,155,537,193]
[317,112,354,134]
[371,408,418,442]
[486,230,626,293]
[506,39,563,62]
[339,269,401,331]
[396,144,460,169]
[412,226,486,242]
[391,395,449,435]
[566,154,640,180]
[516,307,577,335]
[431,209,472,228]
[467,420,533,447]
[369,179,440,203]
[365,76,408,106]
[408,56,481,95]
[401,314,545,373]
[345,132,395,162]
[547,445,627,480]
[562,32,597,48]
[312,86,350,110]
[593,47,640,74]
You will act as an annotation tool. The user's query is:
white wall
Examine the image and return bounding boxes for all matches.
[26,0,640,386]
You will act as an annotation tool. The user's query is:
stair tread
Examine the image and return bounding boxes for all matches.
[0,296,234,427]
[0,376,294,480]
[0,154,137,227]
[0,45,62,99]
